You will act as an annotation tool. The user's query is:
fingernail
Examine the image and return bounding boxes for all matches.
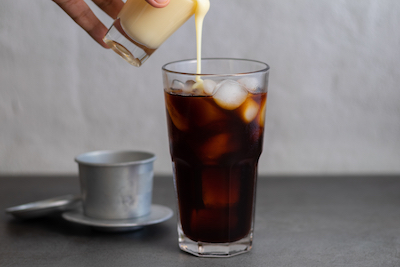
[155,0,168,3]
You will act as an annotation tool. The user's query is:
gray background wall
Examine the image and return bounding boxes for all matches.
[1,0,399,175]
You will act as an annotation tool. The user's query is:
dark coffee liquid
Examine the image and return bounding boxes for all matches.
[165,91,267,243]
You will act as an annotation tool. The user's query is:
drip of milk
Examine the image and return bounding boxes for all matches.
[193,0,210,89]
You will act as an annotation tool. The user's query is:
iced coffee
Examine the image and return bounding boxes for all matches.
[163,58,269,257]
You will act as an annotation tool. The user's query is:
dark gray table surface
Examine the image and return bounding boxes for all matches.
[1,175,400,267]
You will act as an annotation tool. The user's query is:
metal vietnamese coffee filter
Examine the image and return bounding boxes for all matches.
[5,150,173,231]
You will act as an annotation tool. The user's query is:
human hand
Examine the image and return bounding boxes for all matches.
[53,0,170,48]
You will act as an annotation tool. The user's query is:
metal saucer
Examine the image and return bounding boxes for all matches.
[62,204,173,232]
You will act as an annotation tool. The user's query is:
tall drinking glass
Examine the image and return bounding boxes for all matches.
[162,58,269,257]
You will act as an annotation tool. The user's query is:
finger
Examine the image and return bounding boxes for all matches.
[146,0,170,8]
[92,0,124,19]
[53,0,109,48]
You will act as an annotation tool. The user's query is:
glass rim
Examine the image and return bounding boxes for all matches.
[162,58,270,76]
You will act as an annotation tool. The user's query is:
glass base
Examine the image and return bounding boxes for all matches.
[177,224,253,257]
[103,19,156,67]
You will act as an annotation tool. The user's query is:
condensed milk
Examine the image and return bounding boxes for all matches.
[104,0,210,67]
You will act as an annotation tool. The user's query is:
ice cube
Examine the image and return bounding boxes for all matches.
[194,100,227,127]
[239,98,260,123]
[192,87,205,96]
[203,79,217,95]
[238,77,260,93]
[165,99,189,131]
[198,133,238,164]
[171,79,185,91]
[213,80,248,110]
[183,80,196,94]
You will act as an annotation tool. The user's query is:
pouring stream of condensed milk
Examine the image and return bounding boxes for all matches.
[193,0,210,89]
